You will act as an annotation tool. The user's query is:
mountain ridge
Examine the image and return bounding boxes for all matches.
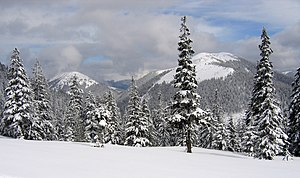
[117,52,293,115]
[48,71,122,97]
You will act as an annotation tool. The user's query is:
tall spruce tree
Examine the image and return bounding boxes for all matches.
[141,98,155,144]
[245,28,288,160]
[227,117,240,152]
[197,109,216,149]
[104,90,121,144]
[31,60,56,140]
[125,77,151,147]
[211,89,228,150]
[84,92,107,146]
[152,91,171,146]
[51,90,68,140]
[169,16,204,153]
[157,107,172,146]
[288,67,300,156]
[0,48,39,139]
[65,75,84,141]
[213,118,228,151]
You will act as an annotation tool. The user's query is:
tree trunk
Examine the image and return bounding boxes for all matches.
[186,127,192,153]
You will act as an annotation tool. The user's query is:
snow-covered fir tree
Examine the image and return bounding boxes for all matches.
[51,90,68,140]
[288,67,300,156]
[125,77,151,147]
[169,16,205,153]
[212,89,222,121]
[197,109,216,149]
[31,60,56,140]
[64,75,84,141]
[245,28,288,160]
[103,90,121,144]
[84,92,97,142]
[213,118,228,151]
[141,98,155,144]
[242,122,256,155]
[157,107,172,146]
[94,106,109,146]
[210,89,228,150]
[0,48,41,139]
[84,92,107,145]
[141,99,151,128]
[227,117,240,152]
[152,91,171,146]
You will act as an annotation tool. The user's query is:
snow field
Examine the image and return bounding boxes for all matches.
[0,137,299,178]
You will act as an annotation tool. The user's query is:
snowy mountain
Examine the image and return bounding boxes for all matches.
[117,52,293,115]
[156,52,238,84]
[282,70,295,78]
[49,71,121,97]
[49,71,99,90]
[0,136,299,178]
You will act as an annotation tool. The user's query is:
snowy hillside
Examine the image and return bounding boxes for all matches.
[0,136,299,178]
[117,52,292,115]
[49,71,98,90]
[156,52,238,84]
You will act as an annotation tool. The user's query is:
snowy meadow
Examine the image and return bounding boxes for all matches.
[0,136,299,178]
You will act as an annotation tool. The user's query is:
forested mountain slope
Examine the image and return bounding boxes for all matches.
[117,53,292,115]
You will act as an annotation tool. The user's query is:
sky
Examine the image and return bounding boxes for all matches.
[0,0,300,81]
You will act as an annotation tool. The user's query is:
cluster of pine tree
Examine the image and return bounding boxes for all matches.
[0,48,123,146]
[0,16,300,161]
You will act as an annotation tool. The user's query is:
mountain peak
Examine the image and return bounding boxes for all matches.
[155,52,239,84]
[193,52,239,64]
[49,71,98,90]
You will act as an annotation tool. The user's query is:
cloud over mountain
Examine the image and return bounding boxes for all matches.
[0,0,299,80]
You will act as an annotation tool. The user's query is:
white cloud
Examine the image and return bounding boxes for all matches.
[0,0,299,80]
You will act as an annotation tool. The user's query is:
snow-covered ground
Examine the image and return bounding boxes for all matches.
[0,136,299,178]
